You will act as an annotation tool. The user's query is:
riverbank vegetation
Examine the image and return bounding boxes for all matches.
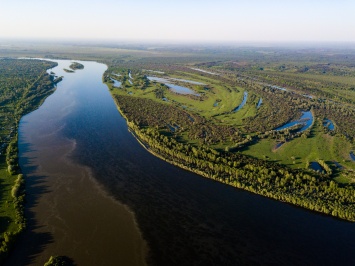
[69,62,84,70]
[1,43,354,221]
[44,255,75,266]
[113,95,355,221]
[0,58,58,262]
[100,46,355,221]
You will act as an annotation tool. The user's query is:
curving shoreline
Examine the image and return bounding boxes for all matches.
[110,95,355,222]
[6,59,148,266]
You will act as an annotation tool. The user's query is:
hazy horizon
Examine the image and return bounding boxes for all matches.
[1,0,354,44]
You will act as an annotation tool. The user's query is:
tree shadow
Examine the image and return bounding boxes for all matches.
[18,141,38,174]
[0,216,12,239]
[4,174,54,265]
[46,256,77,266]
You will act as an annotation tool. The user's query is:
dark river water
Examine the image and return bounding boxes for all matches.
[7,60,355,265]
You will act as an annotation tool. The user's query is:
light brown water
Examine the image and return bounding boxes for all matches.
[7,59,355,266]
[7,60,147,266]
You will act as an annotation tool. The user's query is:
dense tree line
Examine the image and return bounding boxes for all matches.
[313,102,355,141]
[69,62,84,70]
[104,68,149,90]
[0,59,57,108]
[232,72,355,141]
[0,58,59,262]
[103,50,355,222]
[238,83,311,133]
[114,95,244,145]
[114,94,355,221]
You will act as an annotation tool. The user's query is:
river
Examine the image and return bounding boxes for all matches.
[7,59,355,266]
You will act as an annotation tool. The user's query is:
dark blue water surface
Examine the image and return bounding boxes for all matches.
[11,59,355,266]
[323,119,335,130]
[310,162,325,173]
[232,91,248,112]
[276,111,313,132]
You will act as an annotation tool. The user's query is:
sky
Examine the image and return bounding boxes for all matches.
[0,0,354,43]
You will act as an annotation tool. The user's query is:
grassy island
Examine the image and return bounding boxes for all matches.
[0,58,59,262]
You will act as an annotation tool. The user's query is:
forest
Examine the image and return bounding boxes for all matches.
[69,62,84,70]
[0,58,58,262]
[101,47,355,221]
[0,44,354,266]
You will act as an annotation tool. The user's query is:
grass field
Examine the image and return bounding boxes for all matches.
[242,119,354,180]
[106,60,355,183]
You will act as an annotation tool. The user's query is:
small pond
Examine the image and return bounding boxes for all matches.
[148,76,200,96]
[350,152,355,161]
[272,85,287,91]
[275,111,313,133]
[274,142,285,150]
[110,78,121,87]
[323,119,335,130]
[147,76,204,85]
[191,68,218,75]
[128,71,133,80]
[232,91,248,112]
[310,162,325,173]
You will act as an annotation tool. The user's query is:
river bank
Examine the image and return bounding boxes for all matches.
[110,94,355,222]
[5,58,355,266]
[0,58,60,263]
[6,59,147,266]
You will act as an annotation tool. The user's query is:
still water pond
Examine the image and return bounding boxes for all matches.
[110,77,122,87]
[232,91,248,112]
[8,59,355,266]
[350,152,355,161]
[323,119,335,130]
[147,76,200,95]
[276,111,313,132]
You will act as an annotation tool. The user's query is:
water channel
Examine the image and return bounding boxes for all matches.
[7,59,355,266]
[232,91,248,112]
[350,152,355,161]
[275,111,313,132]
[147,76,200,95]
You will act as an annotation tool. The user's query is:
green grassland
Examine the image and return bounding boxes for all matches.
[105,57,355,184]
[2,42,355,221]
[242,119,353,174]
[109,69,260,126]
